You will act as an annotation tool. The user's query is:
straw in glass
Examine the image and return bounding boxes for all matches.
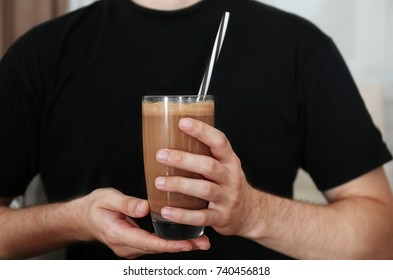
[198,11,230,97]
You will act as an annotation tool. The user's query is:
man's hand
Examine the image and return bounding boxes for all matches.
[0,187,210,259]
[72,188,210,259]
[154,118,263,238]
[153,118,393,259]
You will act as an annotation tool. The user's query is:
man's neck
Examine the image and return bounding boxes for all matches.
[132,0,203,11]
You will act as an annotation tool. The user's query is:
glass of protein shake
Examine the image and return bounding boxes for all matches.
[142,95,214,240]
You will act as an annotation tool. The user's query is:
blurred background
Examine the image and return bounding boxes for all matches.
[0,0,392,202]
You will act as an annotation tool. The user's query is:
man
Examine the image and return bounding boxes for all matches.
[1,0,393,259]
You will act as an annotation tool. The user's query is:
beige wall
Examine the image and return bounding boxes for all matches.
[0,0,67,57]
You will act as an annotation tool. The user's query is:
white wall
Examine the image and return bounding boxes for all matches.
[68,0,97,12]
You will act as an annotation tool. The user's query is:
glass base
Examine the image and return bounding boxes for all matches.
[152,219,204,240]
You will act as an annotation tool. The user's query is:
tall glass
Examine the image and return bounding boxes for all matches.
[142,95,214,240]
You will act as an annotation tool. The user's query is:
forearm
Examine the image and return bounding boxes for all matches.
[0,199,87,259]
[245,188,393,259]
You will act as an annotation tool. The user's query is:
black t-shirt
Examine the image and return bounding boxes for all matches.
[0,0,391,259]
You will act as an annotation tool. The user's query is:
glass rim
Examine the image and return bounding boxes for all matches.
[143,95,213,98]
[142,95,214,102]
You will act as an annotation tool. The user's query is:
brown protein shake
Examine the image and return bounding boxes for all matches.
[142,95,214,240]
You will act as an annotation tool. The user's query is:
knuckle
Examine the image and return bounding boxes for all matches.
[90,188,104,198]
[91,187,118,202]
[171,176,181,189]
[197,212,208,225]
[196,121,207,138]
[104,227,119,245]
[221,209,234,225]
[203,182,215,198]
[233,155,242,168]
[177,209,185,222]
[95,187,113,195]
[215,132,229,147]
[221,213,230,225]
[203,157,218,173]
[232,174,243,189]
[173,151,184,164]
[228,194,241,209]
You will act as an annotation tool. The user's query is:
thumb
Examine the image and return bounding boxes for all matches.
[98,188,149,218]
[125,198,149,218]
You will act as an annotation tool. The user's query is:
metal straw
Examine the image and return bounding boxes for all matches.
[198,11,230,97]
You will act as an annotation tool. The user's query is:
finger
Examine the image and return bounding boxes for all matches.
[114,245,149,259]
[156,149,227,183]
[155,176,223,202]
[161,207,220,227]
[179,118,234,163]
[117,222,196,253]
[116,235,211,258]
[189,235,211,251]
[97,188,149,218]
[103,213,198,254]
[120,218,209,252]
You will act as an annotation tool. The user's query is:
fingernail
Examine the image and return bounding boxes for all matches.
[180,118,193,129]
[155,177,166,188]
[156,150,169,161]
[161,207,172,218]
[136,201,147,214]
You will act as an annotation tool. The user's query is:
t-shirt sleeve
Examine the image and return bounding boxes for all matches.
[0,42,41,197]
[299,33,392,191]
